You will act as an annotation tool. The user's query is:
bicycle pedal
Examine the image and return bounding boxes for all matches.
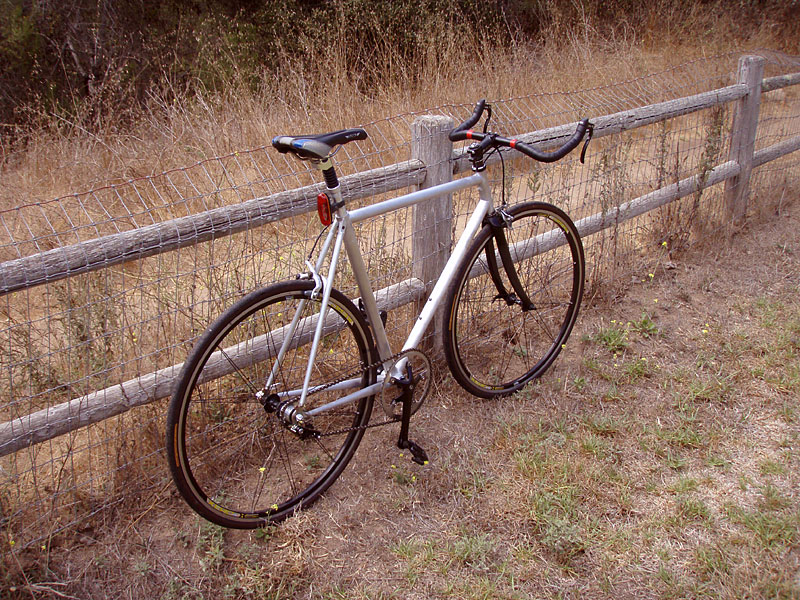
[401,440,429,466]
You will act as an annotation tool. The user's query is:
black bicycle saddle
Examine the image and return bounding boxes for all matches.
[272,128,368,160]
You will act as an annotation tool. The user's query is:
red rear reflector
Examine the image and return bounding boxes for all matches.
[317,193,332,225]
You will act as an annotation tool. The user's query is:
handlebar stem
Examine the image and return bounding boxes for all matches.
[466,134,497,172]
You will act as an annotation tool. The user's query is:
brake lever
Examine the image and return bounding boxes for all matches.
[482,104,493,133]
[580,122,594,164]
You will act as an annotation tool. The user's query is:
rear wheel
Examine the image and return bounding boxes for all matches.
[166,280,376,528]
[443,202,584,398]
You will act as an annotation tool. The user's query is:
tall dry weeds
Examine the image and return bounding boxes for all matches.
[2,0,795,214]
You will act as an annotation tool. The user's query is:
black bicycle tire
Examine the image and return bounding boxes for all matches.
[442,201,584,398]
[166,279,376,528]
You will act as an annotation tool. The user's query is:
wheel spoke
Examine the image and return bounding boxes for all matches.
[167,281,375,527]
[444,203,584,398]
[218,346,261,395]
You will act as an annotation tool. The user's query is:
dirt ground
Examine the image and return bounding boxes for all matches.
[5,194,800,599]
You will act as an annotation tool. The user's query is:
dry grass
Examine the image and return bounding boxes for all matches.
[5,187,798,599]
[2,5,792,213]
[1,7,800,598]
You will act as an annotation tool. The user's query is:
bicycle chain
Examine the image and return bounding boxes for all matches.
[300,348,423,438]
[320,415,400,438]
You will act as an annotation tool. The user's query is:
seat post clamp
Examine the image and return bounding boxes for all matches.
[314,158,333,171]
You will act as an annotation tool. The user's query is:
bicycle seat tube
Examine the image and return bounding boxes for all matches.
[315,157,395,365]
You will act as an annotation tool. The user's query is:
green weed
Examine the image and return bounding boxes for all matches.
[668,477,698,494]
[197,520,226,572]
[726,504,800,549]
[694,543,731,577]
[582,414,621,436]
[449,531,496,569]
[592,322,629,353]
[758,459,786,477]
[674,497,711,524]
[630,311,660,338]
[687,375,732,403]
[580,433,612,459]
[662,450,688,471]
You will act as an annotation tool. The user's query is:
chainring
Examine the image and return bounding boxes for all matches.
[380,348,432,419]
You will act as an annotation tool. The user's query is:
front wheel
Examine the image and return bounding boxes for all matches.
[443,202,585,398]
[166,280,376,528]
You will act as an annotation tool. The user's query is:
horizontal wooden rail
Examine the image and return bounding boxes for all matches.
[762,72,800,93]
[0,277,426,457]
[575,161,740,238]
[467,160,741,280]
[453,83,749,174]
[753,134,800,167]
[0,160,426,296]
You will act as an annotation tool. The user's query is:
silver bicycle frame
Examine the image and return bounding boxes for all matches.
[273,171,493,417]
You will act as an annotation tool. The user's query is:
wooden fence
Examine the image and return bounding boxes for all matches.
[1,55,799,461]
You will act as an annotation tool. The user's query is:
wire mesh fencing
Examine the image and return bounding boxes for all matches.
[1,51,799,552]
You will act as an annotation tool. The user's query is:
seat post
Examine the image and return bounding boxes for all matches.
[316,157,339,191]
[315,158,346,217]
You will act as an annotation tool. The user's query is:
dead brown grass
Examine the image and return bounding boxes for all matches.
[5,183,799,599]
[3,5,793,214]
[2,8,799,598]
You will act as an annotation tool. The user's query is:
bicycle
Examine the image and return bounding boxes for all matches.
[166,100,593,528]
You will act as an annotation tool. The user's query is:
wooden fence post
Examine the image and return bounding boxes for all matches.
[724,55,765,223]
[411,115,455,353]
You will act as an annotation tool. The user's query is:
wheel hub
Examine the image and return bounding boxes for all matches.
[258,392,318,439]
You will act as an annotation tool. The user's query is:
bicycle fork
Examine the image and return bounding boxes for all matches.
[483,210,536,311]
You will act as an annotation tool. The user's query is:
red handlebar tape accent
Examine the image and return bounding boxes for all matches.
[510,139,517,148]
[466,130,474,140]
